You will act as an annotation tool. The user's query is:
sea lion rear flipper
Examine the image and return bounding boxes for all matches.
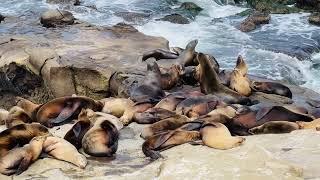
[49,101,82,125]
[16,155,33,175]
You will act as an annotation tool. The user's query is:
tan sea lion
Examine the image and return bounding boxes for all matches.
[43,136,87,168]
[36,96,103,127]
[229,69,251,96]
[248,121,300,134]
[140,114,191,139]
[5,106,33,128]
[251,81,292,98]
[100,98,134,118]
[235,55,248,76]
[0,109,9,125]
[0,136,46,176]
[207,106,237,119]
[15,97,41,118]
[200,122,245,150]
[0,123,49,157]
[296,119,320,129]
[133,108,176,124]
[142,49,178,61]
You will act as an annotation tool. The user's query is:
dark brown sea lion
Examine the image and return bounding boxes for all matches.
[227,105,314,135]
[248,121,299,134]
[197,53,252,105]
[5,106,33,128]
[100,98,134,118]
[159,65,183,90]
[251,81,292,98]
[36,96,103,127]
[130,62,165,103]
[0,136,46,176]
[0,123,49,157]
[142,129,200,160]
[133,108,176,124]
[82,118,119,157]
[142,49,178,61]
[43,136,87,168]
[64,120,92,149]
[229,69,251,96]
[140,114,191,139]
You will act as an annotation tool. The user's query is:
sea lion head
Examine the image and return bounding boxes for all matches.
[185,39,198,50]
[250,81,265,91]
[235,55,248,76]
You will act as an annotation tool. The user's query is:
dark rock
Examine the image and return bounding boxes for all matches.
[177,2,203,17]
[0,14,4,23]
[156,14,190,24]
[309,13,320,26]
[296,0,320,11]
[246,0,301,14]
[40,9,75,28]
[240,11,271,32]
[46,0,80,6]
[114,12,151,23]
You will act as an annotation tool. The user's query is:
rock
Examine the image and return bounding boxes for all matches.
[240,11,271,32]
[0,14,4,23]
[156,14,190,24]
[246,0,301,14]
[309,13,320,26]
[46,0,80,6]
[296,0,320,11]
[114,12,151,24]
[177,2,203,17]
[40,9,75,28]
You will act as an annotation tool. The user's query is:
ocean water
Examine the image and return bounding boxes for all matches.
[1,0,320,93]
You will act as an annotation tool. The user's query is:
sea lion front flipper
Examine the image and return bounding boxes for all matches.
[256,106,274,121]
[15,154,33,175]
[49,101,82,125]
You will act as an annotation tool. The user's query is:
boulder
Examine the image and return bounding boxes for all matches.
[46,0,80,6]
[246,0,300,14]
[156,14,190,24]
[40,9,75,28]
[114,12,151,24]
[296,0,320,11]
[177,2,203,17]
[309,12,320,26]
[240,11,271,32]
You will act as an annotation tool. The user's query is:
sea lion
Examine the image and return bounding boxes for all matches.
[36,96,103,127]
[207,106,237,119]
[235,55,248,76]
[229,69,251,96]
[0,136,46,176]
[133,108,176,124]
[0,123,49,157]
[0,109,9,125]
[251,81,292,98]
[142,49,178,61]
[64,120,92,149]
[176,40,198,67]
[170,47,184,55]
[120,102,153,125]
[142,129,200,160]
[218,70,231,86]
[180,66,199,85]
[82,118,119,157]
[140,114,191,139]
[15,97,41,118]
[160,65,182,90]
[197,53,252,105]
[248,121,300,134]
[296,119,320,129]
[5,106,33,128]
[100,98,134,118]
[130,62,165,103]
[43,136,87,168]
[200,122,245,150]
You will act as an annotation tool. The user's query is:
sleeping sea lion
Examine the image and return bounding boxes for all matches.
[43,136,87,168]
[120,102,153,125]
[64,120,92,149]
[197,53,251,105]
[100,98,134,118]
[133,108,176,124]
[229,69,251,96]
[36,96,103,127]
[248,121,300,134]
[200,122,245,149]
[142,49,178,61]
[296,119,320,129]
[140,114,191,139]
[251,81,292,98]
[5,106,33,128]
[0,136,46,176]
[15,97,41,118]
[0,109,9,125]
[0,123,49,157]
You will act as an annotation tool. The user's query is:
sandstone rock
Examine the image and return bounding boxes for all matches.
[40,9,75,28]
[46,0,80,6]
[309,12,320,26]
[156,14,190,24]
[240,11,271,32]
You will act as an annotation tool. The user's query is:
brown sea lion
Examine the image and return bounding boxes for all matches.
[100,98,134,118]
[133,108,176,124]
[200,122,245,149]
[197,53,252,105]
[297,119,320,129]
[229,69,251,96]
[251,81,292,98]
[36,96,103,127]
[248,121,300,134]
[0,136,46,176]
[0,109,9,125]
[218,70,231,86]
[120,102,153,125]
[140,114,191,139]
[142,129,200,160]
[43,136,87,168]
[15,97,41,118]
[160,64,182,90]
[170,47,184,55]
[82,118,119,157]
[235,55,248,76]
[0,123,49,157]
[176,40,198,67]
[207,106,237,119]
[142,49,178,61]
[5,106,33,128]
[64,120,92,149]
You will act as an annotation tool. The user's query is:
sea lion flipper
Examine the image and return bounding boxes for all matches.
[256,107,274,121]
[189,140,204,146]
[16,155,32,175]
[72,122,83,137]
[49,101,82,125]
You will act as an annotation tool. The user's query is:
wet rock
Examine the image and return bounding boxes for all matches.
[246,0,300,14]
[0,14,4,23]
[177,2,203,17]
[46,0,80,6]
[309,13,320,26]
[296,0,320,11]
[114,12,151,24]
[40,9,75,28]
[156,14,190,24]
[240,11,271,32]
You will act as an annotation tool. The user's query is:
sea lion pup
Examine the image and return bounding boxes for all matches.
[82,116,119,157]
[15,97,41,118]
[0,136,46,176]
[197,53,252,105]
[36,96,103,127]
[228,105,314,135]
[0,123,49,157]
[142,129,201,160]
[229,69,251,96]
[133,108,176,124]
[200,122,245,150]
[130,62,165,103]
[251,81,292,98]
[5,106,33,128]
[43,136,87,168]
[296,119,320,129]
[100,97,134,118]
[159,64,183,90]
[142,49,178,61]
[0,109,9,125]
[140,114,191,139]
[248,121,300,134]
